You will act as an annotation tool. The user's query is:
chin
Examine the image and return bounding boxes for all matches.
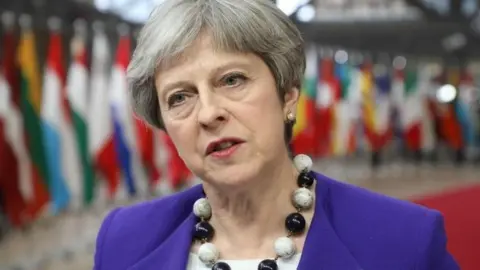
[201,159,262,190]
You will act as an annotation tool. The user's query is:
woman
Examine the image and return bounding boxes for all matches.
[94,0,459,269]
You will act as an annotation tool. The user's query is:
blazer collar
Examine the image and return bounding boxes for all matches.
[129,173,362,270]
[128,187,201,270]
[298,172,362,269]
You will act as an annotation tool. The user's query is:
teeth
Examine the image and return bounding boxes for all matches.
[216,142,233,151]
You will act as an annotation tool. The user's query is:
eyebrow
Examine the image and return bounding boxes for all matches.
[158,60,253,95]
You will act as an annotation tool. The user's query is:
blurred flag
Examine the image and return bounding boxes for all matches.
[401,69,422,152]
[135,118,160,191]
[41,24,72,213]
[361,63,392,152]
[89,27,120,200]
[17,23,50,219]
[332,61,357,156]
[67,24,96,206]
[152,130,168,193]
[292,46,317,156]
[438,68,463,151]
[1,21,32,227]
[313,56,337,157]
[110,27,147,197]
[0,71,27,227]
[456,69,476,148]
[417,64,437,153]
[163,133,191,189]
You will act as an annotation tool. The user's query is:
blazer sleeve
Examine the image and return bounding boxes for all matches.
[93,208,122,270]
[416,211,460,270]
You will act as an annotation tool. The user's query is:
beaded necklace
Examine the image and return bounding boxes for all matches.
[192,154,315,270]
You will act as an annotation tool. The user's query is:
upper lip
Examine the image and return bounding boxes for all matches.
[205,137,245,155]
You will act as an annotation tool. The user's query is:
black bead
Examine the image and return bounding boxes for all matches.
[285,212,306,234]
[297,172,314,188]
[212,262,231,270]
[193,221,215,241]
[258,259,278,270]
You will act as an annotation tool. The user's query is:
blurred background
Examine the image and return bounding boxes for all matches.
[0,0,479,269]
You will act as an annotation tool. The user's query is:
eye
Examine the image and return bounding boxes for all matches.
[167,92,189,108]
[221,73,247,88]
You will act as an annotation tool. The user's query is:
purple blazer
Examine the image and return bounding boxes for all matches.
[93,172,459,270]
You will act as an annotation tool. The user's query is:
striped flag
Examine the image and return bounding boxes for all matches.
[401,69,423,152]
[110,27,147,198]
[89,26,120,201]
[292,46,317,156]
[456,68,476,148]
[1,20,34,224]
[41,23,72,213]
[0,71,27,227]
[17,21,50,219]
[332,61,357,156]
[440,68,463,151]
[417,64,437,153]
[66,24,96,206]
[313,56,337,157]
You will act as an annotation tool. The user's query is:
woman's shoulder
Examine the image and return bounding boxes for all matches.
[315,173,458,269]
[316,172,438,224]
[93,185,203,269]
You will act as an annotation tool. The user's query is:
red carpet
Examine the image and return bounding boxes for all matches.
[413,184,480,270]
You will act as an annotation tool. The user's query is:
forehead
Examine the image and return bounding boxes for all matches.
[155,34,265,84]
[160,34,253,71]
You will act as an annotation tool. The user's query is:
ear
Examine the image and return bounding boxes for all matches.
[283,87,300,116]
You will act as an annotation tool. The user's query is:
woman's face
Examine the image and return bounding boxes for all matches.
[155,35,299,187]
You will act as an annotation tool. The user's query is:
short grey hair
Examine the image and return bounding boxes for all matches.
[128,0,306,135]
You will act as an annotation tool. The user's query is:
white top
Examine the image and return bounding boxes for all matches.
[186,253,302,270]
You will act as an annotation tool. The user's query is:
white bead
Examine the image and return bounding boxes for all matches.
[198,243,219,266]
[274,236,296,259]
[292,187,314,210]
[293,154,313,173]
[193,198,212,219]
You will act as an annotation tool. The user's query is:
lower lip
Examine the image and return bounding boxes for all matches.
[210,143,243,159]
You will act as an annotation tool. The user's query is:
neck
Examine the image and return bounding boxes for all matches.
[202,152,300,254]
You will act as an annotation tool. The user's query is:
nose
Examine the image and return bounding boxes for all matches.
[197,90,228,129]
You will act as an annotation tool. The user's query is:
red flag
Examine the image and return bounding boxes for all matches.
[0,107,27,227]
[135,121,161,189]
[162,133,191,189]
[89,29,121,200]
[437,69,463,150]
[313,58,338,157]
[0,29,27,227]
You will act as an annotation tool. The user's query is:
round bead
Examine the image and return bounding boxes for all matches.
[198,243,219,266]
[293,154,312,173]
[193,221,215,241]
[297,171,314,188]
[212,261,231,270]
[285,213,306,235]
[193,198,212,219]
[258,259,278,270]
[274,236,296,259]
[292,187,314,210]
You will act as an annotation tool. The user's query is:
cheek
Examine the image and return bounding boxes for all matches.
[243,93,285,151]
[163,122,198,162]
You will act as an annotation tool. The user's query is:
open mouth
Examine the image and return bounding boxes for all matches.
[206,138,244,156]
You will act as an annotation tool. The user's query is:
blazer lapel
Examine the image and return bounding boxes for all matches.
[128,213,196,270]
[298,174,363,270]
[127,184,202,270]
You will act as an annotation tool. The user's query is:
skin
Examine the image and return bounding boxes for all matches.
[155,34,314,259]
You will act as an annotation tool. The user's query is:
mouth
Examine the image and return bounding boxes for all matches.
[205,137,245,156]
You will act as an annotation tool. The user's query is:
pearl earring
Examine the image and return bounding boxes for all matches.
[287,112,295,123]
